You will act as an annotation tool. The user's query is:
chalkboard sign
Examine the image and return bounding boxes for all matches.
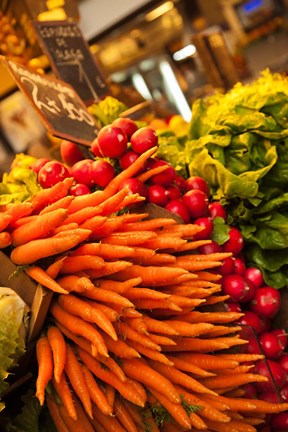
[4,58,98,146]
[33,20,109,105]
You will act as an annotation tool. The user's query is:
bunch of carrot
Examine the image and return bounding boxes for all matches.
[2,146,288,432]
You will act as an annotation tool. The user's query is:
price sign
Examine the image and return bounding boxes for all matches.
[3,58,98,146]
[33,20,109,104]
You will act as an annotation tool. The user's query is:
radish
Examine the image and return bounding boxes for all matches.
[208,201,227,220]
[69,183,91,196]
[259,331,285,360]
[245,266,264,288]
[130,127,158,154]
[185,175,210,196]
[89,159,115,188]
[249,286,281,318]
[232,257,246,275]
[193,217,214,241]
[222,274,255,303]
[182,189,209,219]
[97,125,128,158]
[112,117,138,139]
[70,159,94,187]
[38,161,70,188]
[165,199,190,223]
[147,185,168,206]
[279,353,288,373]
[238,310,263,334]
[270,412,288,430]
[255,359,287,393]
[149,160,175,187]
[222,227,244,255]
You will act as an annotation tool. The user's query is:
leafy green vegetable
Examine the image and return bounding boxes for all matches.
[181,70,288,288]
[88,96,128,127]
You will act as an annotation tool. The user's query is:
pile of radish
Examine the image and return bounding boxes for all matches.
[30,117,288,431]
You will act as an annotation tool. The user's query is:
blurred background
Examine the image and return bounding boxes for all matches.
[1,0,288,173]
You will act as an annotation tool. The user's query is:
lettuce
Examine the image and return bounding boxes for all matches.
[0,288,28,412]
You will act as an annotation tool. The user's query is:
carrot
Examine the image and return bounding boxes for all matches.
[121,358,180,404]
[143,316,179,336]
[207,325,242,337]
[96,187,129,215]
[193,271,222,281]
[58,294,117,340]
[163,321,214,337]
[128,340,174,365]
[0,213,12,232]
[189,412,207,430]
[50,301,108,357]
[56,275,94,293]
[148,387,192,430]
[53,222,79,234]
[174,386,231,424]
[52,374,77,421]
[31,177,74,212]
[137,164,170,183]
[112,264,189,286]
[35,336,54,406]
[102,230,157,246]
[131,252,176,266]
[92,403,126,432]
[58,254,105,273]
[47,326,67,383]
[39,195,74,215]
[149,360,217,396]
[25,266,69,294]
[132,298,182,311]
[201,394,257,412]
[82,285,134,308]
[3,202,33,224]
[108,304,143,318]
[175,252,232,263]
[59,397,95,432]
[97,354,126,382]
[93,277,142,294]
[82,365,113,416]
[122,400,146,427]
[200,373,268,389]
[166,355,215,378]
[217,353,265,363]
[149,333,177,346]
[46,256,67,279]
[86,301,120,322]
[140,236,187,251]
[124,287,170,302]
[203,419,250,432]
[200,294,230,305]
[86,260,133,279]
[103,146,157,197]
[89,417,109,432]
[11,208,68,246]
[171,259,224,271]
[63,206,103,225]
[78,348,146,407]
[176,311,243,324]
[100,332,140,359]
[114,321,160,351]
[104,383,115,409]
[8,214,39,229]
[46,397,70,432]
[0,231,11,248]
[52,227,92,242]
[126,317,148,334]
[162,337,247,353]
[176,354,239,371]
[241,398,288,414]
[168,295,205,309]
[10,232,90,265]
[114,396,139,432]
[65,344,92,418]
[118,218,177,232]
[55,322,95,356]
[79,215,107,232]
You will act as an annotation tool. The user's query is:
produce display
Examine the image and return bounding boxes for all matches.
[1,72,288,431]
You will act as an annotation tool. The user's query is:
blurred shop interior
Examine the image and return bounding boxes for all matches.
[1,0,288,173]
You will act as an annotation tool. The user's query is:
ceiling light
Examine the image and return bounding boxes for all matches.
[173,44,196,61]
[145,1,174,21]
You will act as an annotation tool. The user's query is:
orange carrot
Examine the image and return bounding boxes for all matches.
[46,397,70,432]
[79,215,107,231]
[11,208,68,246]
[3,202,33,224]
[58,397,95,432]
[140,236,187,251]
[143,316,179,335]
[97,354,126,383]
[39,195,74,215]
[97,188,131,215]
[68,189,107,213]
[194,271,222,281]
[58,254,105,273]
[10,232,90,265]
[133,297,182,312]
[177,311,243,324]
[55,322,95,356]
[56,275,94,293]
[53,222,79,234]
[118,217,177,232]
[63,206,102,225]
[201,394,257,412]
[25,266,69,294]
[85,260,133,279]
[105,384,116,409]
[128,340,173,365]
[46,256,67,279]
[176,353,239,371]
[100,332,140,359]
[114,321,160,351]
[92,403,126,432]
[189,412,208,430]
[50,301,108,357]
[125,317,148,334]
[35,336,53,406]
[47,326,67,383]
[81,285,134,308]
[31,177,74,212]
[52,374,77,421]
[217,353,265,363]
[65,344,92,418]
[86,301,120,322]
[0,213,12,232]
[112,264,189,286]
[102,231,157,246]
[149,333,177,347]
[162,321,214,337]
[82,365,113,416]
[200,295,230,305]
[200,373,268,389]
[58,294,117,340]
[162,336,247,353]
[166,355,215,378]
[114,395,139,432]
[0,231,11,248]
[122,358,180,404]
[78,348,146,407]
[136,164,170,183]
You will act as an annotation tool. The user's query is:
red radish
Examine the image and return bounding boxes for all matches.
[249,286,281,318]
[30,158,50,174]
[259,316,271,333]
[245,266,264,288]
[233,257,246,275]
[222,274,255,303]
[222,227,244,255]
[120,151,140,171]
[89,159,115,188]
[238,311,263,334]
[97,125,128,158]
[259,331,285,359]
[193,217,214,240]
[279,353,288,373]
[208,202,227,220]
[60,140,84,166]
[182,189,208,219]
[147,185,168,206]
[270,329,288,351]
[165,199,190,223]
[118,178,147,198]
[112,117,138,138]
[130,127,158,154]
[246,335,262,355]
[198,240,222,255]
[255,359,287,392]
[219,256,235,276]
[241,383,258,399]
[90,138,102,157]
[185,176,210,196]
[270,412,288,430]
[166,185,181,201]
[70,159,94,187]
[38,161,70,188]
[259,391,281,404]
[224,301,242,313]
[280,383,288,402]
[173,174,187,192]
[149,160,175,187]
[69,183,91,196]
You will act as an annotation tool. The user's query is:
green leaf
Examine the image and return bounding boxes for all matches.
[211,217,230,245]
